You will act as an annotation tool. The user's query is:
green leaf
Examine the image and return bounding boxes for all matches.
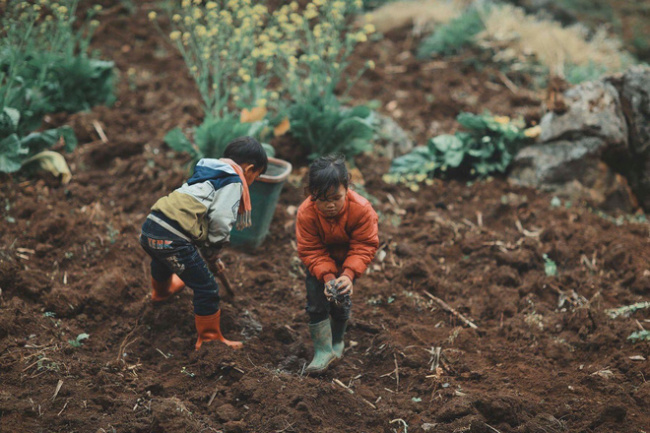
[262,143,275,158]
[164,127,199,158]
[0,134,28,173]
[444,150,465,167]
[390,146,435,174]
[2,107,20,130]
[21,126,76,156]
[429,134,462,153]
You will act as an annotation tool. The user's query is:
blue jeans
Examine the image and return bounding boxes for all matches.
[139,218,220,316]
[305,271,351,324]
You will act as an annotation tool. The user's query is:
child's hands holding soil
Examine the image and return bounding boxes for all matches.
[325,276,353,304]
[335,275,353,296]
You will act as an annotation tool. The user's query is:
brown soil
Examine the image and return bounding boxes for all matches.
[1,2,649,432]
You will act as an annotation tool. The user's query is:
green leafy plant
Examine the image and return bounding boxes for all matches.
[385,112,528,189]
[164,114,275,167]
[627,330,650,342]
[68,332,90,348]
[564,61,609,85]
[0,1,112,175]
[288,97,374,160]
[0,107,77,173]
[417,7,485,58]
[607,301,650,319]
[157,0,376,163]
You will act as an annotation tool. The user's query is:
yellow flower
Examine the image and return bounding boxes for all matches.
[363,23,375,34]
[94,4,102,11]
[182,32,191,42]
[193,8,203,19]
[493,116,510,124]
[256,98,267,108]
[290,2,298,11]
[314,0,325,5]
[195,25,207,36]
[355,0,362,7]
[206,1,217,9]
[232,86,239,94]
[182,0,190,7]
[172,14,181,22]
[58,5,68,14]
[90,19,99,27]
[290,13,303,26]
[242,74,251,82]
[193,0,202,4]
[304,5,318,19]
[184,16,192,25]
[367,60,375,70]
[170,31,181,41]
[313,25,322,38]
[409,184,420,192]
[356,32,367,42]
[524,125,541,138]
[148,11,157,21]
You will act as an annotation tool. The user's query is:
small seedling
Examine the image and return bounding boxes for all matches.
[627,330,650,342]
[68,333,89,348]
[543,254,557,277]
[180,366,195,378]
[607,301,650,319]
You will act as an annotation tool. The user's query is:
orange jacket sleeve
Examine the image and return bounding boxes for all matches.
[296,206,338,282]
[342,204,379,280]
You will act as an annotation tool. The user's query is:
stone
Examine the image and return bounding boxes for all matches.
[373,112,415,159]
[539,80,627,149]
[509,68,650,212]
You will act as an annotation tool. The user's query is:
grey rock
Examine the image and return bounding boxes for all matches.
[510,138,605,188]
[373,112,415,159]
[539,80,627,149]
[238,310,262,339]
[511,138,637,211]
[619,65,650,154]
[509,68,650,212]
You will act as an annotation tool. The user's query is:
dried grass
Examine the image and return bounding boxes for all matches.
[363,0,470,34]
[478,4,631,75]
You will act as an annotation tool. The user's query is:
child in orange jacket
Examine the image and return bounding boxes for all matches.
[296,155,379,374]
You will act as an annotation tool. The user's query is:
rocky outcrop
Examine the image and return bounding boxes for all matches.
[509,66,650,212]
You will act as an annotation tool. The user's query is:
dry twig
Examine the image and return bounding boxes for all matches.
[423,292,479,330]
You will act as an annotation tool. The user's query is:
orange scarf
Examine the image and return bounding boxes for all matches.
[220,158,252,230]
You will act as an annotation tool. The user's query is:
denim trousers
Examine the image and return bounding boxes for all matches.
[139,218,220,315]
[305,270,351,324]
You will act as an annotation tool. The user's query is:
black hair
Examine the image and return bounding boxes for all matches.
[223,136,268,174]
[307,154,350,201]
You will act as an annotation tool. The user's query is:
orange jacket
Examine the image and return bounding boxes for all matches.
[296,189,379,282]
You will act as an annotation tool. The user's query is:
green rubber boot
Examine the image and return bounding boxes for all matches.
[305,319,337,374]
[331,319,348,358]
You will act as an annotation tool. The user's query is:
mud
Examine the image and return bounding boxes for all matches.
[1,1,648,432]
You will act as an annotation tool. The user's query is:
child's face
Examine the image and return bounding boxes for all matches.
[242,164,264,185]
[315,185,347,217]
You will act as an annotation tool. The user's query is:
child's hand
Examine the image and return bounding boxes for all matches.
[335,275,353,296]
